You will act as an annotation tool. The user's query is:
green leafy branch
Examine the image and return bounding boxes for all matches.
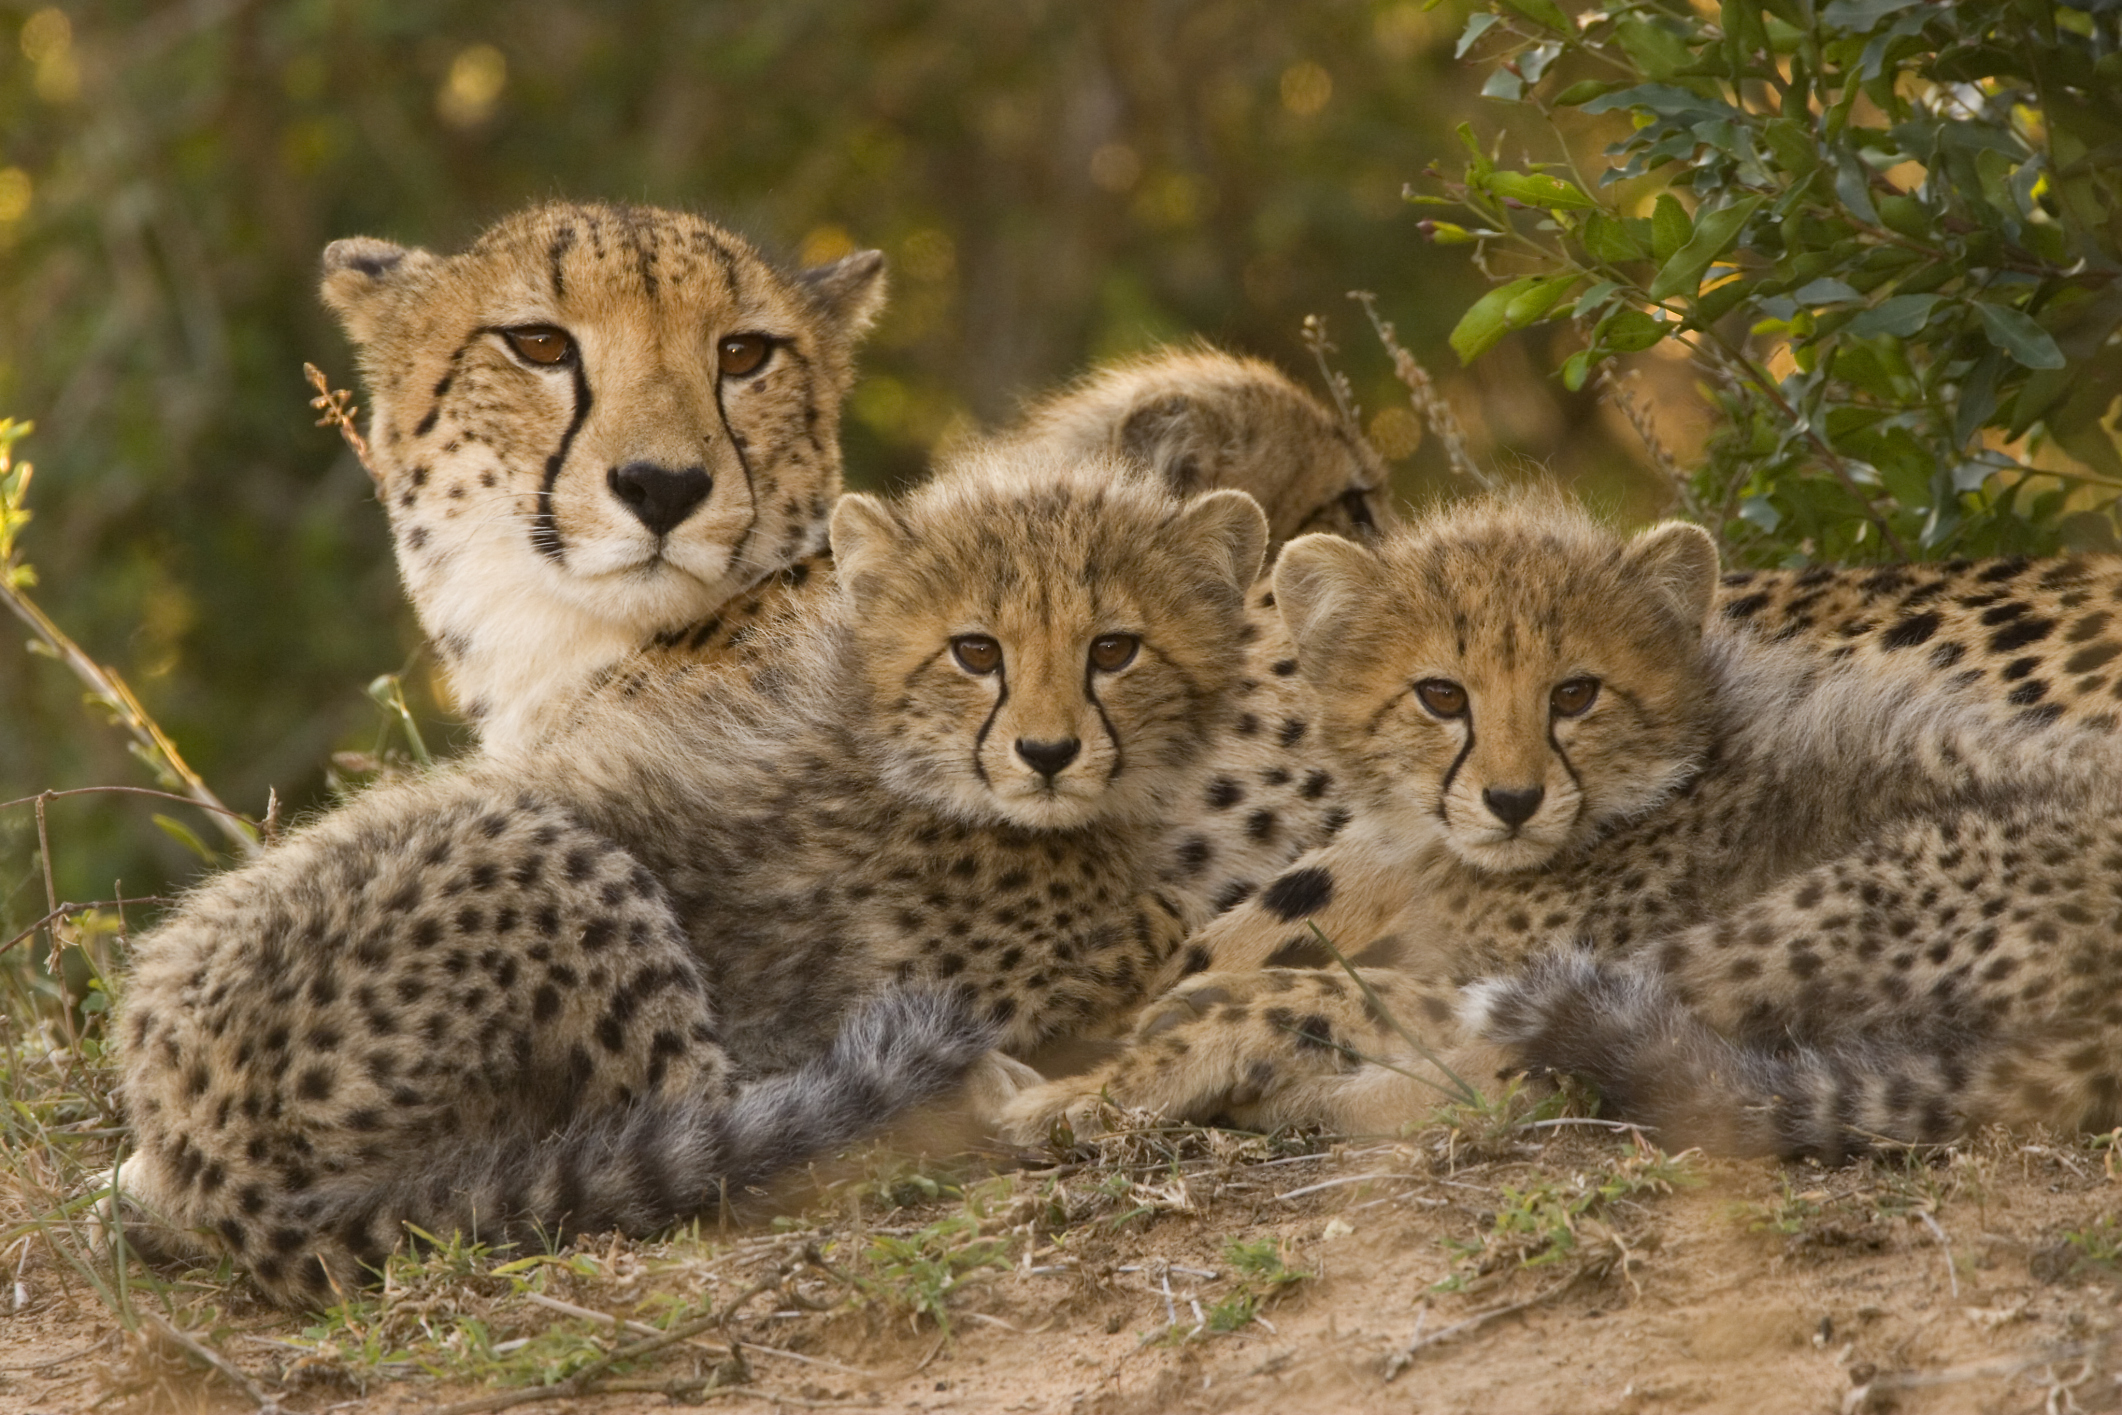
[1419,0,2122,563]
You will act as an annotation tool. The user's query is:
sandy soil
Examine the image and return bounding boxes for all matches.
[2,1127,2117,1415]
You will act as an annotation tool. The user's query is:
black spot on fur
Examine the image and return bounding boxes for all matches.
[1880,612,1940,649]
[1260,866,1334,921]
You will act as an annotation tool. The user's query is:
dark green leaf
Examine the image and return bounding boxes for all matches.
[1692,278,1756,324]
[1874,193,1930,239]
[1793,276,1863,305]
[1648,196,1764,300]
[1552,79,1625,107]
[1583,212,1648,263]
[1844,293,1939,337]
[1613,20,1694,81]
[1976,303,2067,369]
[1954,349,2003,449]
[1598,306,1669,352]
[1650,194,1691,264]
[1500,0,1575,33]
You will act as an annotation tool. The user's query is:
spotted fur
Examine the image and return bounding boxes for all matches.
[115,773,991,1307]
[115,451,1279,1304]
[1002,496,2122,1157]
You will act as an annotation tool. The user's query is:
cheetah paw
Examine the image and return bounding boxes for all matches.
[994,1082,1132,1149]
[962,1049,1046,1125]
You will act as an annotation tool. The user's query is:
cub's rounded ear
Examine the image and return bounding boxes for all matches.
[1175,488,1268,594]
[1272,533,1387,668]
[319,237,437,347]
[797,249,889,338]
[1625,520,1720,629]
[828,493,908,602]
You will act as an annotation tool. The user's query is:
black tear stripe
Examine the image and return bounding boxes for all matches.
[971,669,1010,789]
[1434,719,1477,826]
[548,223,577,299]
[1083,654,1128,783]
[710,361,763,572]
[531,359,595,562]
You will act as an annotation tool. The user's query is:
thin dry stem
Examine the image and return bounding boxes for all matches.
[1299,315,1364,433]
[0,600,259,859]
[1349,291,1494,489]
[1595,365,1712,531]
[306,363,377,481]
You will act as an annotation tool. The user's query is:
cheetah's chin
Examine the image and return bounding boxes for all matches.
[989,790,1106,830]
[1444,831,1568,874]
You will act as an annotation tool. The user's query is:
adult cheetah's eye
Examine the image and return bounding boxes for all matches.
[718,334,771,377]
[1550,677,1600,717]
[951,635,1002,675]
[502,325,574,366]
[1089,633,1139,672]
[1414,678,1468,718]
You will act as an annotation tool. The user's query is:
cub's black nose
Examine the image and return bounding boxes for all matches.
[1482,784,1545,829]
[1015,738,1082,779]
[608,462,711,537]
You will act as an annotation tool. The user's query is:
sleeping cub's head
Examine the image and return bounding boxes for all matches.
[1273,494,1718,871]
[831,449,1267,830]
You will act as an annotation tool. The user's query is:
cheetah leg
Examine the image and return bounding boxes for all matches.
[89,1158,222,1271]
[995,967,1503,1145]
[1152,819,1424,991]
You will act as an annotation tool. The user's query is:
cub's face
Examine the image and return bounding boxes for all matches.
[832,460,1267,831]
[1274,501,1719,872]
[320,202,885,710]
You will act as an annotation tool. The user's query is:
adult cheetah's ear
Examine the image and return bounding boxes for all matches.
[1624,521,1720,630]
[797,249,890,338]
[829,493,908,603]
[1173,488,1268,594]
[319,237,439,347]
[1273,533,1387,666]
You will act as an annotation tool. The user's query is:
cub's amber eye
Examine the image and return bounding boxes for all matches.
[1551,677,1600,717]
[951,635,1002,675]
[718,334,771,376]
[1414,678,1468,718]
[1089,633,1139,672]
[502,325,573,366]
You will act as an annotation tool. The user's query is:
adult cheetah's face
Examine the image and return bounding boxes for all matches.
[319,202,885,705]
[1273,499,1720,872]
[830,458,1267,831]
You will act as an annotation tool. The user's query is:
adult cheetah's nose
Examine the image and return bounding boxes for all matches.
[608,462,711,538]
[1482,784,1545,829]
[1015,737,1081,779]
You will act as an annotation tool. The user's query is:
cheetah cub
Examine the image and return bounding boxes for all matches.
[1007,344,1395,556]
[530,448,1275,1079]
[320,201,886,751]
[1002,496,2122,1157]
[115,770,990,1308]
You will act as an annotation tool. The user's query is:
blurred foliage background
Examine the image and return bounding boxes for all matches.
[0,0,1677,918]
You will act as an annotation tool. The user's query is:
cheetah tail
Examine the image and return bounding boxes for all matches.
[211,988,995,1307]
[715,986,1001,1186]
[1460,952,1967,1162]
